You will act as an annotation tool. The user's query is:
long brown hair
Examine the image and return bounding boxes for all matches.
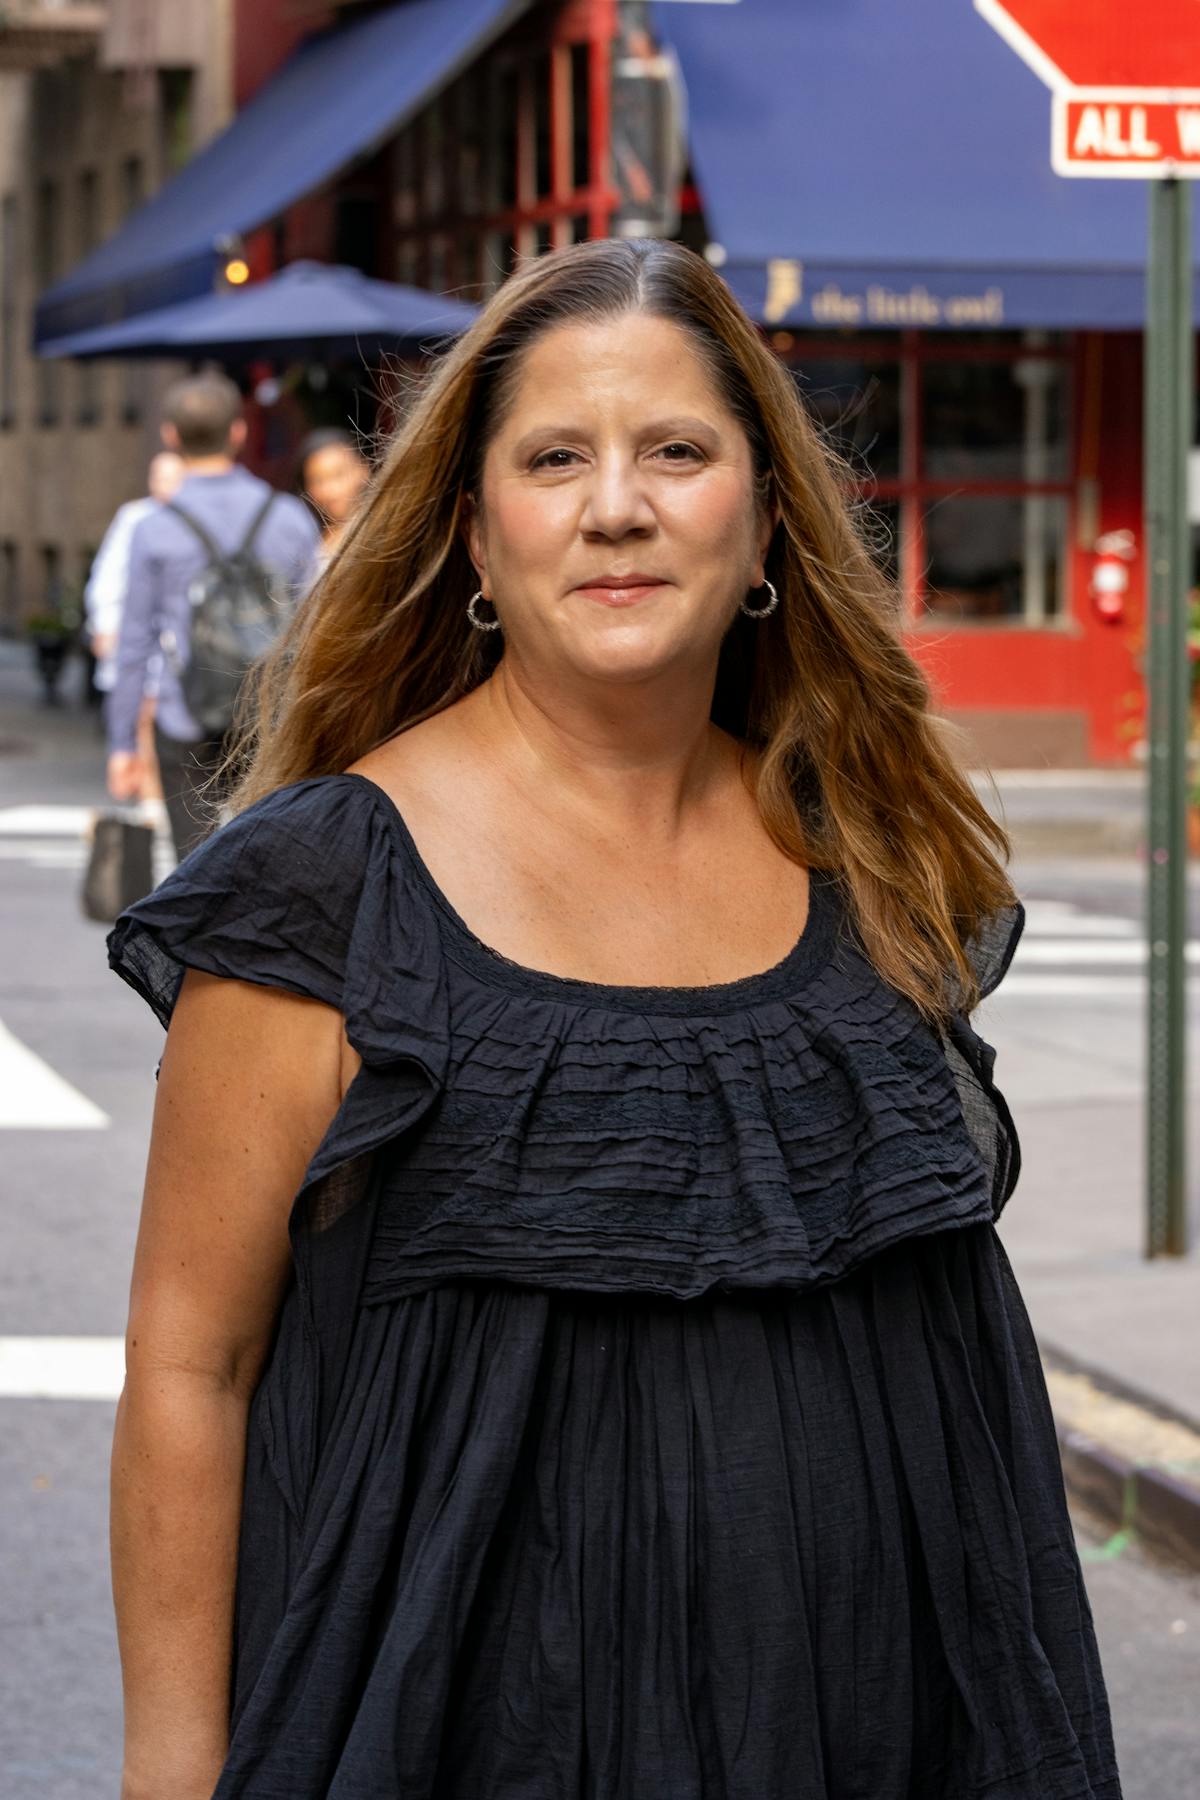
[220,238,1015,1021]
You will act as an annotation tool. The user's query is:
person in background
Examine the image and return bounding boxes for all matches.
[86,452,186,694]
[297,428,370,568]
[87,454,186,782]
[106,373,319,861]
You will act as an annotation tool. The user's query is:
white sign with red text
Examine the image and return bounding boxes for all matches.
[976,0,1200,179]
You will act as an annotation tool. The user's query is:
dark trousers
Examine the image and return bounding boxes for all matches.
[153,722,233,863]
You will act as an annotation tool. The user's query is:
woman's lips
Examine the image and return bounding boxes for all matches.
[572,579,669,607]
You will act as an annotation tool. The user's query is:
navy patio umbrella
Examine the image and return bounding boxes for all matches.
[36,261,479,362]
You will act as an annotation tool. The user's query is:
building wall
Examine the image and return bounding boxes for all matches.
[235,0,327,106]
[0,5,233,636]
[103,0,233,140]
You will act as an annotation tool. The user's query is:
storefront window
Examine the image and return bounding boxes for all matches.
[422,99,445,219]
[396,237,418,287]
[457,72,485,216]
[394,18,598,300]
[571,44,591,190]
[781,332,1072,626]
[394,130,417,230]
[794,359,902,481]
[426,235,448,296]
[922,348,1070,485]
[862,498,901,586]
[456,233,480,297]
[924,495,1067,624]
[495,65,519,210]
[533,50,553,198]
[484,230,518,292]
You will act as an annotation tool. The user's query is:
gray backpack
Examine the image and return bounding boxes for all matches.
[159,490,282,737]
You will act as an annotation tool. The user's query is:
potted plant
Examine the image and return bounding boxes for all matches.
[24,582,83,707]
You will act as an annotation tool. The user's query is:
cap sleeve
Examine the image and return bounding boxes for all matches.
[964,897,1025,1003]
[942,896,1026,1217]
[105,774,445,1073]
[107,779,359,1023]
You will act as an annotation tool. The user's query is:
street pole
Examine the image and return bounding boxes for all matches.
[1144,176,1192,1258]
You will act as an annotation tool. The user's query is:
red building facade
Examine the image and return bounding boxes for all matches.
[233,0,1152,768]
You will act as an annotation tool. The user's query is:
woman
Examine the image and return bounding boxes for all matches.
[298,427,370,565]
[107,240,1121,1799]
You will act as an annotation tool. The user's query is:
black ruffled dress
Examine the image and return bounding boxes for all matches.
[107,772,1122,1800]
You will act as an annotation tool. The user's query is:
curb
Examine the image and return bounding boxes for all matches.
[1042,1347,1200,1571]
[1041,1339,1200,1440]
[1007,821,1144,859]
[1056,1420,1200,1572]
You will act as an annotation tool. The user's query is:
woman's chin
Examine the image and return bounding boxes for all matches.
[543,606,714,683]
[559,629,702,687]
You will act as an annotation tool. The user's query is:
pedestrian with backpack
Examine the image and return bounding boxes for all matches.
[106,373,319,861]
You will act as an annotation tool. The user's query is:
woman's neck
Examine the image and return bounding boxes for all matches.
[463,659,739,842]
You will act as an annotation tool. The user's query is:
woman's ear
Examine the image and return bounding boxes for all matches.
[461,491,487,594]
[753,493,782,585]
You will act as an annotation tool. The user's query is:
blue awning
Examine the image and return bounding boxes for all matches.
[34,0,528,346]
[652,0,1199,330]
[37,262,479,362]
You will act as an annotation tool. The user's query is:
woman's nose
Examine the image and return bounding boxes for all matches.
[579,454,655,539]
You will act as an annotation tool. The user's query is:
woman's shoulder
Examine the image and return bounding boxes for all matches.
[163,766,430,897]
[218,768,386,841]
[105,769,438,1041]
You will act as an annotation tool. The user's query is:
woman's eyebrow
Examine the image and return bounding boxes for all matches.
[510,416,722,459]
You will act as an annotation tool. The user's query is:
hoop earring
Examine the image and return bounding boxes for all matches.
[740,578,779,620]
[467,590,502,633]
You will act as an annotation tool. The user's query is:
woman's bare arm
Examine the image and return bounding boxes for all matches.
[113,966,358,1800]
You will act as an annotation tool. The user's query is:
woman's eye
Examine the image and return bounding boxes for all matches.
[531,448,580,471]
[654,442,703,463]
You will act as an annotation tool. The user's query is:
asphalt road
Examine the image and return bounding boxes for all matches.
[1,678,1198,1796]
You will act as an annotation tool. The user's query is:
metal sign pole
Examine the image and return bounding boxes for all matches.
[1144,176,1192,1258]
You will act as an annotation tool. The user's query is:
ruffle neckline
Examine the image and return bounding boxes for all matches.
[334,772,841,1015]
[106,771,1021,1316]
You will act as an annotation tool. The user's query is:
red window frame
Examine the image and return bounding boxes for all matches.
[768,328,1078,627]
[393,0,620,296]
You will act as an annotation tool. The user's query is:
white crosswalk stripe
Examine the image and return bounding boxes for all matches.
[1002,897,1170,1000]
[0,803,102,837]
[0,1336,124,1401]
[1019,899,1137,937]
[0,1018,109,1128]
[0,801,174,876]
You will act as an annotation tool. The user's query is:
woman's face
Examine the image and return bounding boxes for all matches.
[467,313,773,688]
[303,443,368,528]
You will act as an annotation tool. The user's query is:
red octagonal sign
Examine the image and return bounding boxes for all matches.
[975,0,1200,177]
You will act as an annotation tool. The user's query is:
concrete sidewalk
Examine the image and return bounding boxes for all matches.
[974,766,1146,859]
[0,639,111,810]
[987,941,1200,1564]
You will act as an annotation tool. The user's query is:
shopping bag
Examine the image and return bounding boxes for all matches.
[80,806,156,923]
